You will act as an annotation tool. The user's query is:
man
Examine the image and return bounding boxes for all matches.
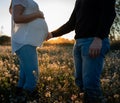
[47,0,116,103]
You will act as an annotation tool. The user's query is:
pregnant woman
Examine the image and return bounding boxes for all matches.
[9,0,48,101]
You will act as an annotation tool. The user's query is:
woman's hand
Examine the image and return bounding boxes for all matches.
[89,37,102,58]
[35,10,44,19]
[9,2,12,14]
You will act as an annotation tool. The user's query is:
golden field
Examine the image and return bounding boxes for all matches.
[0,39,120,103]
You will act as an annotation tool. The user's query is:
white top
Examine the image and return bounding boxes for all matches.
[11,0,48,53]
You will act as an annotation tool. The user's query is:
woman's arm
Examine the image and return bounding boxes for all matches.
[9,2,12,14]
[13,5,44,23]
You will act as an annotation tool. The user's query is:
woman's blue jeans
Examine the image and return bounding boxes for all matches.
[16,45,39,91]
[73,38,110,98]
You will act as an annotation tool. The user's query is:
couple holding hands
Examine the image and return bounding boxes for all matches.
[10,0,116,103]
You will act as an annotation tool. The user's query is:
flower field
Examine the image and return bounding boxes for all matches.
[0,41,120,103]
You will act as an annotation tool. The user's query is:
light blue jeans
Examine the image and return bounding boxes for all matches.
[16,45,39,92]
[73,38,110,98]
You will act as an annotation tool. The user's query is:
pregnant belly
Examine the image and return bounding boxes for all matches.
[26,18,48,38]
[28,18,48,31]
[12,18,48,46]
[24,18,48,46]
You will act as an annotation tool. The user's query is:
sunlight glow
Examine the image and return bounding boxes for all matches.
[0,0,75,39]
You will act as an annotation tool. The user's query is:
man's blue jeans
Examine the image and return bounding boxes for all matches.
[16,45,39,91]
[73,38,110,98]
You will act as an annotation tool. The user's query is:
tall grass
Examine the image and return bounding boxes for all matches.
[0,40,120,103]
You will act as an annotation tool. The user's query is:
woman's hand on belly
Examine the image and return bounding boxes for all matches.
[35,10,44,19]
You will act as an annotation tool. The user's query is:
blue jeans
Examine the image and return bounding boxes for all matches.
[16,45,39,91]
[73,38,110,98]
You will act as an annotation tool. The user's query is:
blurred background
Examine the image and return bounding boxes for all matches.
[0,0,120,44]
[0,0,75,40]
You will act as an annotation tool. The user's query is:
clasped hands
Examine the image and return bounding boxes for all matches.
[46,32,53,41]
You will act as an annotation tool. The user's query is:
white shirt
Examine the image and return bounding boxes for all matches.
[11,0,48,53]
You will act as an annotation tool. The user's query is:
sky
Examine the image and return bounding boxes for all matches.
[0,0,75,40]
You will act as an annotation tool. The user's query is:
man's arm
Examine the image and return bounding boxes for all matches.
[89,0,116,58]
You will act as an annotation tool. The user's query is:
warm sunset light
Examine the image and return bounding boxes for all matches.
[0,0,120,102]
[0,0,75,40]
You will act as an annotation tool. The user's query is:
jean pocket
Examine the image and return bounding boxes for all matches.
[81,45,90,56]
[81,38,110,57]
[101,45,110,57]
[100,39,110,57]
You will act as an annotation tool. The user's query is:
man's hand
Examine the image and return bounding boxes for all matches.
[89,37,102,58]
[46,32,53,41]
